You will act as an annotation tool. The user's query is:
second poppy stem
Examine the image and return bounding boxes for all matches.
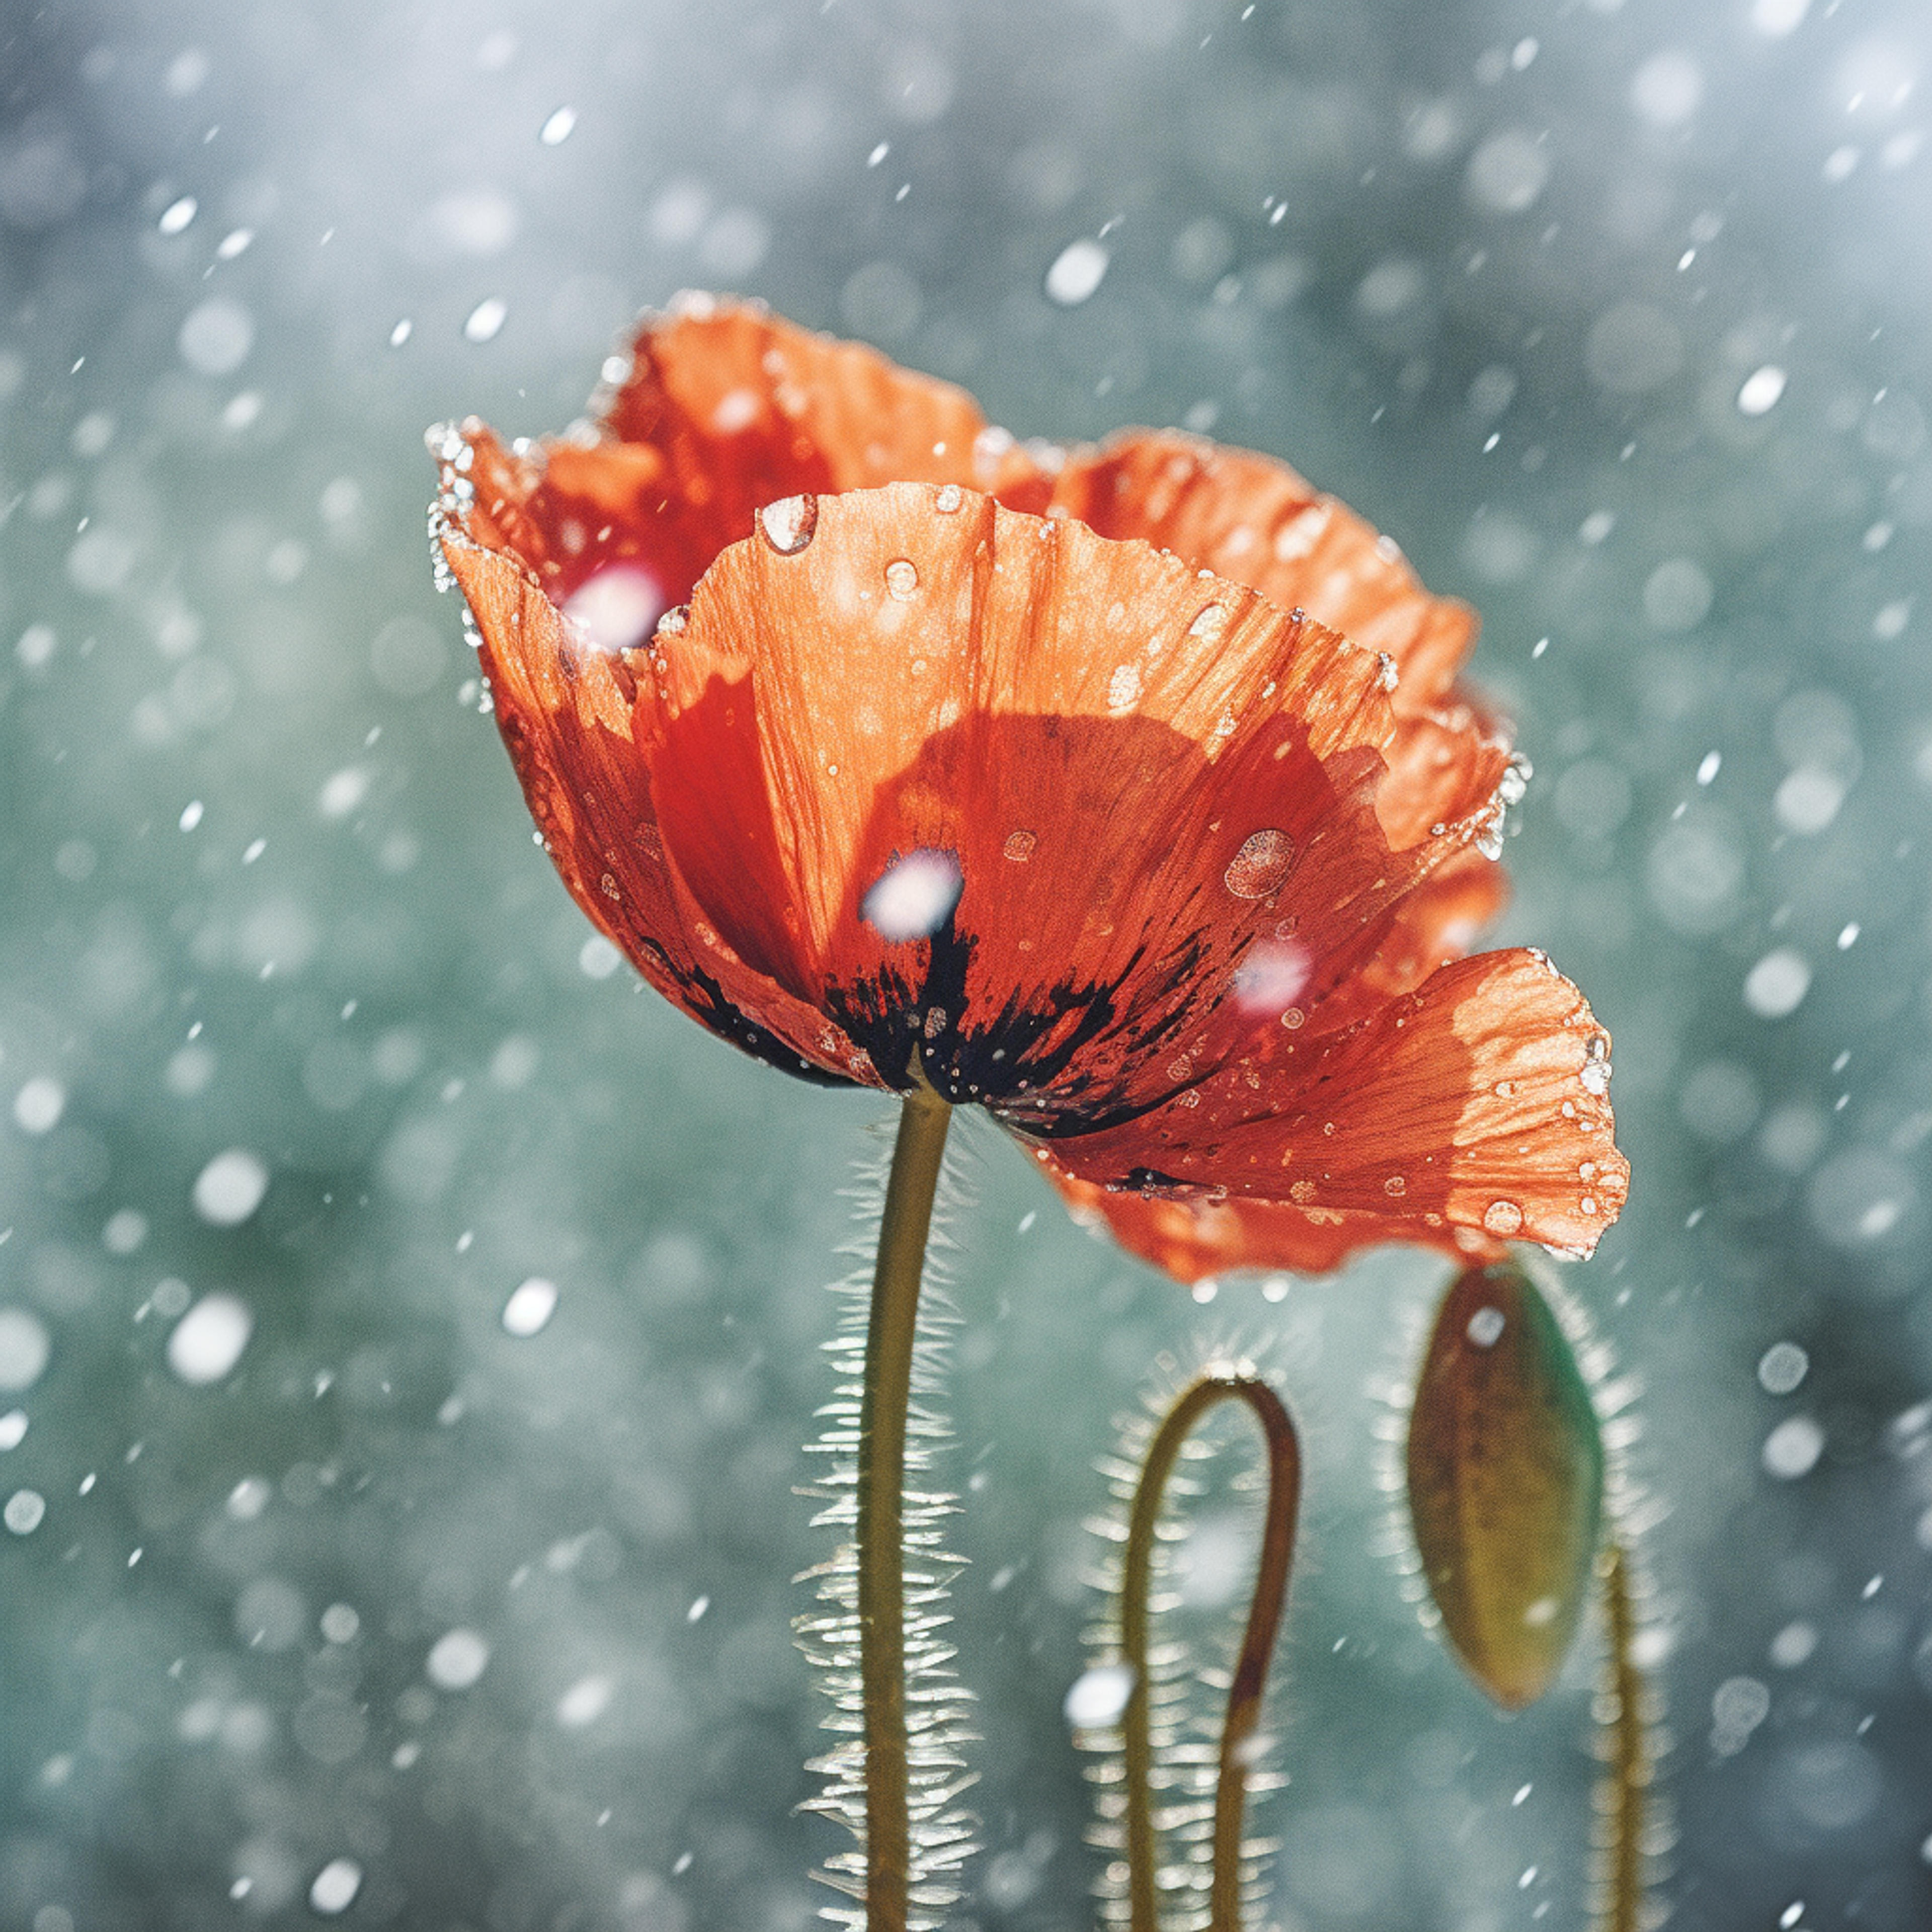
[1120,1370,1301,1932]
[856,1084,953,1932]
[1599,1541,1647,1932]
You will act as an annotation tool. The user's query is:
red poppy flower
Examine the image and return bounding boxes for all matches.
[432,294,1627,1278]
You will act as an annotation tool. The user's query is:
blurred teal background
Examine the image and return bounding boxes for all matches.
[3,0,1931,1926]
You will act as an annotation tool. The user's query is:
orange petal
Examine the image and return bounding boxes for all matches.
[1040,1161,1491,1282]
[635,481,1496,1120]
[1044,431,1478,711]
[439,525,883,1088]
[1040,948,1628,1262]
[608,293,1046,504]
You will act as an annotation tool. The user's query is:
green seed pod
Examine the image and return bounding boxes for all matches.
[1405,1258,1605,1709]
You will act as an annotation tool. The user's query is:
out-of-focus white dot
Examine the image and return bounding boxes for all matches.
[1643,557,1714,631]
[861,850,963,941]
[308,1858,362,1916]
[1738,366,1788,416]
[579,934,623,980]
[14,1075,66,1136]
[0,1411,28,1451]
[564,566,665,654]
[317,766,371,821]
[427,1627,490,1690]
[167,1294,254,1385]
[501,1277,559,1338]
[1752,0,1810,35]
[463,297,508,343]
[1063,1662,1136,1729]
[193,1147,268,1225]
[1586,302,1685,393]
[1757,1342,1809,1394]
[0,1309,51,1393]
[1744,949,1810,1019]
[540,106,577,145]
[1769,1620,1817,1668]
[320,1603,360,1644]
[158,195,197,234]
[1873,598,1912,641]
[1464,128,1550,213]
[178,296,255,376]
[556,1674,613,1728]
[152,1278,191,1319]
[1823,144,1861,183]
[1712,1675,1771,1735]
[226,1475,272,1519]
[1631,50,1704,127]
[1808,1149,1912,1246]
[1775,767,1846,835]
[1763,1414,1825,1479]
[5,1489,46,1535]
[1045,238,1109,306]
[102,1208,149,1255]
[389,318,413,347]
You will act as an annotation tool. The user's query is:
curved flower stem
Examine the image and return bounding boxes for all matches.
[1120,1371,1302,1932]
[856,1084,952,1932]
[1600,1541,1646,1932]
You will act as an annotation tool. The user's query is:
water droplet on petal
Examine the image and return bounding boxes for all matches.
[1002,829,1037,862]
[935,482,963,513]
[861,849,963,941]
[1224,829,1294,899]
[1483,1199,1525,1236]
[884,558,919,600]
[758,494,818,554]
[1188,603,1230,638]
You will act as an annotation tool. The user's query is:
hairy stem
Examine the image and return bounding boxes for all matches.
[1120,1372,1302,1932]
[1600,1541,1645,1932]
[856,1085,952,1932]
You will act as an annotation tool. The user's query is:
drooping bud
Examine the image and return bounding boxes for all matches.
[1405,1258,1604,1708]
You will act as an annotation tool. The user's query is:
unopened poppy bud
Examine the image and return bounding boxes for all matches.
[1405,1257,1604,1708]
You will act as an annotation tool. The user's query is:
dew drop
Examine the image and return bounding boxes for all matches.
[1002,829,1037,862]
[1384,1174,1407,1197]
[935,483,963,513]
[1107,663,1143,711]
[1483,1199,1525,1237]
[1188,603,1230,638]
[1223,829,1294,900]
[884,558,919,600]
[758,493,818,554]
